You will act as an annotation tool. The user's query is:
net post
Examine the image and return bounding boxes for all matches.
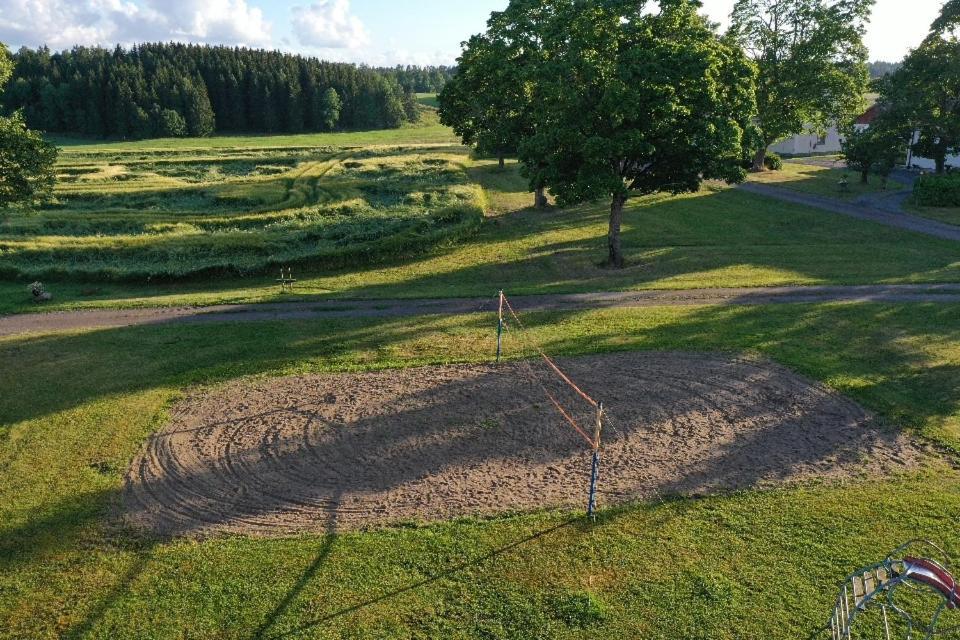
[587,401,603,519]
[496,290,504,363]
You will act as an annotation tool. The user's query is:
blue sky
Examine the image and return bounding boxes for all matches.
[0,0,947,65]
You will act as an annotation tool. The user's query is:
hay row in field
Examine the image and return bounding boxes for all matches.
[0,146,483,281]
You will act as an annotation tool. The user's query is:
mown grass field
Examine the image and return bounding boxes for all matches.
[905,201,960,227]
[747,160,903,200]
[3,152,960,313]
[4,122,960,638]
[3,303,960,639]
[2,135,482,281]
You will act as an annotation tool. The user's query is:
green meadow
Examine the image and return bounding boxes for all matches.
[4,114,960,639]
[2,136,960,314]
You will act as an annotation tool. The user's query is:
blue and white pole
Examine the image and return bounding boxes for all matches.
[496,290,504,363]
[587,401,604,519]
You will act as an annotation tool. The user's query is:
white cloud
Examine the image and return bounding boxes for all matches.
[292,0,368,49]
[365,48,458,67]
[0,0,272,50]
[147,0,272,47]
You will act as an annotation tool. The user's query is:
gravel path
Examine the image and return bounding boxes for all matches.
[739,182,960,241]
[5,284,960,336]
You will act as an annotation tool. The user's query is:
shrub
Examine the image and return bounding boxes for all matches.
[764,152,783,171]
[156,109,188,138]
[913,172,960,207]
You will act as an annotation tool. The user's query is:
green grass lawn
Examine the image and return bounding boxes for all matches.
[416,92,440,109]
[49,109,458,152]
[906,201,960,227]
[4,159,960,314]
[748,161,906,200]
[3,302,960,638]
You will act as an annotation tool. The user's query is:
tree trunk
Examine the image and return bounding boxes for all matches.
[534,185,547,209]
[498,155,505,170]
[608,192,627,268]
[936,154,946,174]
[861,169,869,184]
[752,147,767,173]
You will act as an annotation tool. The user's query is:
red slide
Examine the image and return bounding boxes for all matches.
[904,556,960,609]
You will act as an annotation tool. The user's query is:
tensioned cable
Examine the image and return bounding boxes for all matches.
[501,294,600,409]
[499,318,595,447]
[498,294,597,448]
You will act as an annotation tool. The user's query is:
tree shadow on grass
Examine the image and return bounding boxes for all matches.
[3,300,959,636]
[313,186,960,302]
[250,491,342,640]
[0,487,155,640]
[3,299,960,443]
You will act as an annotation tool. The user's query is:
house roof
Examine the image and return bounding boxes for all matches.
[855,104,882,125]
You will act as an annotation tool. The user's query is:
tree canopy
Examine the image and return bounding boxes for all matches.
[841,121,905,184]
[439,1,549,169]
[518,0,755,267]
[875,7,960,174]
[931,0,960,36]
[443,0,756,267]
[729,0,874,170]
[1,44,430,140]
[0,43,57,207]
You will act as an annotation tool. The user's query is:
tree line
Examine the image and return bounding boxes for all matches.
[376,65,457,94]
[0,44,457,139]
[869,61,901,78]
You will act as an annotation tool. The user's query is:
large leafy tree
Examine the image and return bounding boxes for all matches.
[0,43,57,207]
[841,120,906,184]
[440,0,555,209]
[317,88,342,132]
[439,35,512,169]
[729,0,874,171]
[519,0,755,268]
[877,8,960,174]
[932,0,960,35]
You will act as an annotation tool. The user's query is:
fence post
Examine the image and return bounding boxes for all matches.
[496,290,504,363]
[587,401,604,519]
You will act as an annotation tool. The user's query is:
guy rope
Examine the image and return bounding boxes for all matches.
[495,290,606,517]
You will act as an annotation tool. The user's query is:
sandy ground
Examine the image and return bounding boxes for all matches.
[124,352,925,538]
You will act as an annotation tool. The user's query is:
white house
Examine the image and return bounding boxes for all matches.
[850,104,958,171]
[906,130,960,171]
[768,125,845,155]
[765,105,890,157]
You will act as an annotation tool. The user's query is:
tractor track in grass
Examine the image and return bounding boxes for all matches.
[4,284,960,337]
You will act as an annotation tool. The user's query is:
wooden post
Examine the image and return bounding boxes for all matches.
[587,401,604,519]
[496,290,504,363]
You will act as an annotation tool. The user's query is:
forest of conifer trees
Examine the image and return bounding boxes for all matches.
[0,43,455,140]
